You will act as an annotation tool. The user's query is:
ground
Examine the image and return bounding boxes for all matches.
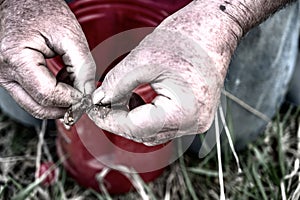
[0,102,299,200]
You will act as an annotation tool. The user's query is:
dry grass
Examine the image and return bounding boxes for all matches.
[0,103,299,200]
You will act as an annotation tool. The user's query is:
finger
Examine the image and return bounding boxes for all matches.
[57,35,96,95]
[92,50,160,104]
[34,24,96,94]
[14,49,83,107]
[88,94,193,145]
[90,76,201,145]
[2,82,66,119]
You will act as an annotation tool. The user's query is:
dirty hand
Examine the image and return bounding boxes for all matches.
[0,0,96,119]
[88,1,234,146]
[89,0,292,145]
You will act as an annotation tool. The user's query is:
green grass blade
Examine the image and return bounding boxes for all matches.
[277,115,286,176]
[252,165,268,200]
[178,139,198,200]
[188,167,219,177]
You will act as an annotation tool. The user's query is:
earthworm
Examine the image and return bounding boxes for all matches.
[63,95,111,126]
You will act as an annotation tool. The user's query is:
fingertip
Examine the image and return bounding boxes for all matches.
[60,41,96,95]
[53,82,83,106]
[35,108,66,120]
[84,80,96,95]
[92,88,105,104]
[2,82,68,119]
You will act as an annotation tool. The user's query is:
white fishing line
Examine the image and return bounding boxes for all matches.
[215,112,226,200]
[219,106,242,173]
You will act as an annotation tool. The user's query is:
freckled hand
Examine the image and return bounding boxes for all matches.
[0,0,96,119]
[86,0,294,145]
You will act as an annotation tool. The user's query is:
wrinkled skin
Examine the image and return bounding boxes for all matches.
[89,0,293,146]
[0,0,96,119]
[88,1,241,146]
[0,0,293,144]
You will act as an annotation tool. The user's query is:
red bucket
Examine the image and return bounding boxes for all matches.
[47,0,191,194]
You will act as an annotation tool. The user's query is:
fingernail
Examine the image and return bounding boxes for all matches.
[92,89,105,104]
[84,81,96,95]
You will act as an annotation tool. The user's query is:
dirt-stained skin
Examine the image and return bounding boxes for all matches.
[89,0,295,145]
[0,0,294,144]
[0,0,96,119]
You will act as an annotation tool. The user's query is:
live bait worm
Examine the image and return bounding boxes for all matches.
[63,95,111,126]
